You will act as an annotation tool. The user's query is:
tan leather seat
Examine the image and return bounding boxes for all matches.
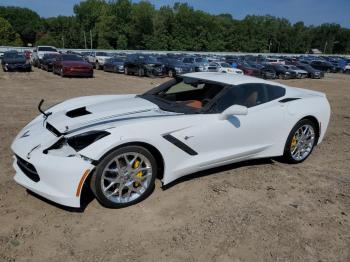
[245,91,258,107]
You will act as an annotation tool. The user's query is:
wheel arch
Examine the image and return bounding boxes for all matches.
[79,141,165,205]
[298,115,320,142]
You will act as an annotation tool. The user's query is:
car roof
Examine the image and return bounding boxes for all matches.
[182,72,286,87]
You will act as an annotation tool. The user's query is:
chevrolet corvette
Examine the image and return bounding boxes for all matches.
[11,72,331,208]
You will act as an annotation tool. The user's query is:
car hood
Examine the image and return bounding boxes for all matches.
[62,61,91,67]
[44,95,169,134]
[3,58,26,64]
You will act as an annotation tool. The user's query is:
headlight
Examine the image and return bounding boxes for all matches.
[67,130,110,151]
[285,72,290,74]
[174,67,182,72]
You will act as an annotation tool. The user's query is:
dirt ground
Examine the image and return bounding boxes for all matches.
[0,68,349,262]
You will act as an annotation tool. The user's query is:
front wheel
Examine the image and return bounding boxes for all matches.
[283,119,318,163]
[90,146,157,208]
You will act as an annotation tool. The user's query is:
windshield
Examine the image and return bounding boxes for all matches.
[109,57,125,62]
[62,55,84,61]
[38,47,57,52]
[140,77,225,113]
[144,56,158,63]
[4,52,23,59]
[219,63,231,68]
[195,58,209,63]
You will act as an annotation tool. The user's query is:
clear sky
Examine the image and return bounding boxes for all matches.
[1,0,349,28]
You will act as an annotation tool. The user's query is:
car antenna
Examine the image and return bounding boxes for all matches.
[38,99,52,118]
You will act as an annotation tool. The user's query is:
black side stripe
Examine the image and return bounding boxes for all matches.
[163,134,198,156]
[279,98,301,103]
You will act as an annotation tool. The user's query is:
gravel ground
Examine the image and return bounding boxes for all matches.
[0,68,349,262]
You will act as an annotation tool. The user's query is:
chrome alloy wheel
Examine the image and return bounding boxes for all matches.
[290,124,316,161]
[101,153,153,204]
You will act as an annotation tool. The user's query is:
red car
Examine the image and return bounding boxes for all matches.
[53,54,93,77]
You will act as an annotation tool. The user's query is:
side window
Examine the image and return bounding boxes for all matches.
[213,84,268,112]
[265,85,286,101]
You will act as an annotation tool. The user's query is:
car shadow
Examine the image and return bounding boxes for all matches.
[25,158,277,212]
[161,158,274,190]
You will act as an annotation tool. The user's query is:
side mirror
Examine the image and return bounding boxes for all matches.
[219,105,248,120]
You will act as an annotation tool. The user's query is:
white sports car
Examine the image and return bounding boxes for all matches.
[11,73,331,208]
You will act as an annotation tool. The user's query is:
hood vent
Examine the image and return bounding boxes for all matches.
[66,107,92,118]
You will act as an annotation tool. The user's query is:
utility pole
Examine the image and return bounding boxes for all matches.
[323,41,328,54]
[62,36,64,49]
[83,31,87,49]
[89,30,92,50]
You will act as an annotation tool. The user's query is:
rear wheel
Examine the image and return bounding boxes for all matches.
[96,61,101,70]
[124,67,129,75]
[138,68,144,77]
[90,146,157,208]
[168,69,175,78]
[283,119,318,163]
[60,68,65,77]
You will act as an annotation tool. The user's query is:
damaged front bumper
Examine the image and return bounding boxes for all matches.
[11,120,95,208]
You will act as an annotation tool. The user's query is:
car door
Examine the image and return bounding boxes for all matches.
[170,84,288,170]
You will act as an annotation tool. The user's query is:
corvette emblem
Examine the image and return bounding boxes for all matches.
[20,130,30,138]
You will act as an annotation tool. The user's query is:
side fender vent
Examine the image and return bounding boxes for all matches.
[66,107,92,118]
[279,98,301,103]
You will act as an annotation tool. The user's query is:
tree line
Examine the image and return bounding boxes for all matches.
[1,0,350,54]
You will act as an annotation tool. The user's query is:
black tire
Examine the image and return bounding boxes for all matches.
[283,119,318,164]
[124,67,129,75]
[90,146,157,208]
[96,61,101,70]
[168,69,175,78]
[60,68,65,77]
[138,68,144,77]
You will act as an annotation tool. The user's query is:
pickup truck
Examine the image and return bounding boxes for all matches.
[87,51,112,69]
[31,46,59,67]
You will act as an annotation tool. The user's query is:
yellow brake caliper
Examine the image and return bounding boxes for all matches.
[133,160,142,187]
[291,135,297,150]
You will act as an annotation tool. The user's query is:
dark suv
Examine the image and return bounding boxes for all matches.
[264,64,296,79]
[157,57,194,77]
[310,60,336,72]
[124,55,165,77]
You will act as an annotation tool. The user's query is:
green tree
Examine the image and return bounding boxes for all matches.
[0,6,42,45]
[0,17,23,46]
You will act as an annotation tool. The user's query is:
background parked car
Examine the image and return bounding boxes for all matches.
[208,62,243,74]
[40,53,60,71]
[237,62,260,77]
[31,46,59,67]
[53,54,93,77]
[103,57,126,73]
[124,55,165,77]
[1,51,31,72]
[259,65,277,79]
[264,64,296,79]
[181,56,210,72]
[87,51,112,70]
[296,63,324,78]
[310,60,336,72]
[344,64,350,74]
[157,56,194,77]
[283,65,308,79]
